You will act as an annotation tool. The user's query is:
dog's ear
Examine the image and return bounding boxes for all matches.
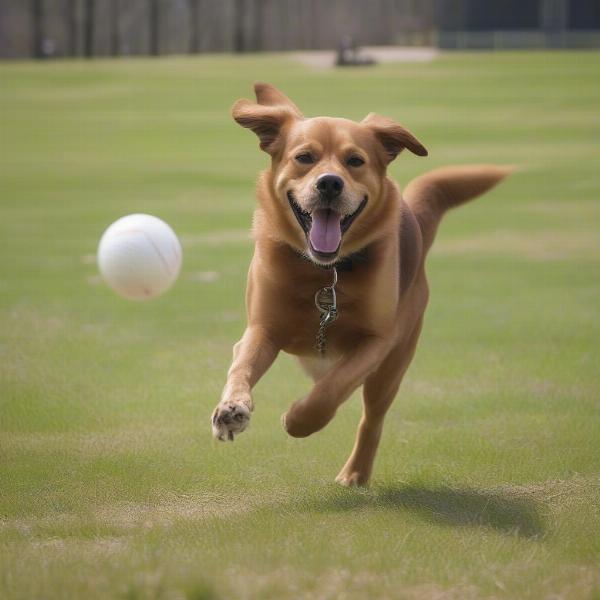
[253,82,303,118]
[362,113,428,163]
[232,99,297,154]
[231,83,302,154]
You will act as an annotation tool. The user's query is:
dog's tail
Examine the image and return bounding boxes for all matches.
[404,165,513,254]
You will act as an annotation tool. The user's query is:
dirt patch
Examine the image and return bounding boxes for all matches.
[88,489,294,532]
[188,270,220,283]
[291,46,439,69]
[219,565,481,600]
[0,488,291,539]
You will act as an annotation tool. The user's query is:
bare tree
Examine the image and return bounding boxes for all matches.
[110,0,119,56]
[149,0,159,55]
[189,0,200,54]
[83,0,95,58]
[7,0,444,59]
[32,0,44,58]
[67,0,78,57]
[233,0,245,53]
[253,0,264,51]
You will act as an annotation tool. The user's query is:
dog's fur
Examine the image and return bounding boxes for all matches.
[211,83,510,486]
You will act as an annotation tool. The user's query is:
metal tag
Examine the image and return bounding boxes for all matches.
[315,286,337,315]
[314,267,339,354]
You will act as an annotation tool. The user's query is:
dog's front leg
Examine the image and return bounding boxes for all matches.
[212,326,278,441]
[283,336,390,438]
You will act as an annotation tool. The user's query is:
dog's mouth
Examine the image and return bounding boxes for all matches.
[287,191,368,261]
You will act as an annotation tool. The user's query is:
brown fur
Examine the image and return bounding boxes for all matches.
[211,83,511,486]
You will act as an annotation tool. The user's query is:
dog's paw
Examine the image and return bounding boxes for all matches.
[211,401,251,441]
[335,468,370,488]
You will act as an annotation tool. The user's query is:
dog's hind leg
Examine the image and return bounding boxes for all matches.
[282,334,393,438]
[335,317,424,487]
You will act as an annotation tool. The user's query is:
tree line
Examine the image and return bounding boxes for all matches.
[0,0,435,59]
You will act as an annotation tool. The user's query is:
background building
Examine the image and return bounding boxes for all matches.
[438,0,600,48]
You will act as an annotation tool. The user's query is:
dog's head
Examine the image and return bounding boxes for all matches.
[232,83,427,265]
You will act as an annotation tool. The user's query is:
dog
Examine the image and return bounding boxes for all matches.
[211,83,510,486]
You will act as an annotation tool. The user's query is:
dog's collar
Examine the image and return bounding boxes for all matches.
[294,247,370,272]
[290,246,369,354]
[308,248,369,354]
[333,248,369,272]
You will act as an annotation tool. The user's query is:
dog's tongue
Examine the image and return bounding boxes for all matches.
[309,209,342,254]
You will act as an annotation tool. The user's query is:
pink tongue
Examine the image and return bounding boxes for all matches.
[309,209,342,254]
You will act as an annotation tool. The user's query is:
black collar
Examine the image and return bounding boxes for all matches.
[334,248,369,271]
[294,246,370,272]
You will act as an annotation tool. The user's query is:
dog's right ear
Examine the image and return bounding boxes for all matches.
[232,99,296,155]
[253,82,303,118]
[232,83,302,155]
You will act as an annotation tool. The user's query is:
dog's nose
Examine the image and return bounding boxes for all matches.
[316,174,344,201]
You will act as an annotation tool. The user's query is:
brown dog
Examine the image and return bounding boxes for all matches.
[211,83,510,486]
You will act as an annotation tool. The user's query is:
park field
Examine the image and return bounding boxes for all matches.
[1,51,599,599]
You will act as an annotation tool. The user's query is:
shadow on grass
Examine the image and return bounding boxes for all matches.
[309,483,544,538]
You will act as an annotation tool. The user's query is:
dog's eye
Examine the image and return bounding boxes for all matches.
[347,156,365,167]
[295,153,315,165]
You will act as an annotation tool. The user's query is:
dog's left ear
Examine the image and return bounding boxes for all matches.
[363,113,428,163]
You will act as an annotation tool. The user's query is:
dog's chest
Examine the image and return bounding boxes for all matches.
[278,285,372,356]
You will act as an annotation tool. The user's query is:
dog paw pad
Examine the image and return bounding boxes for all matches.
[211,402,251,441]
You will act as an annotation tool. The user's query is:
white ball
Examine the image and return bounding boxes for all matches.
[97,214,182,301]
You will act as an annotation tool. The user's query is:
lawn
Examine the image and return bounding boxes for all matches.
[1,51,599,599]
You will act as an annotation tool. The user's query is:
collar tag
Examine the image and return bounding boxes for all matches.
[315,267,338,355]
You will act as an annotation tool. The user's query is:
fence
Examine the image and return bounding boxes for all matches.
[438,29,600,49]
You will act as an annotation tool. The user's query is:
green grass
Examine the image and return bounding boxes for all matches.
[1,51,600,599]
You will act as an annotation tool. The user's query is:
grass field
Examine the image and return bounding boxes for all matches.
[1,51,599,599]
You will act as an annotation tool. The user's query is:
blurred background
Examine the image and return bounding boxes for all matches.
[1,2,599,599]
[1,0,599,59]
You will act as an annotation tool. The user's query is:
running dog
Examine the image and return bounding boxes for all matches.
[211,83,510,486]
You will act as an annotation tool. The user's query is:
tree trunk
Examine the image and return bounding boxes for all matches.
[110,0,120,56]
[83,0,95,58]
[253,0,264,51]
[233,0,245,53]
[67,0,78,57]
[189,0,199,54]
[32,0,44,58]
[149,0,159,56]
